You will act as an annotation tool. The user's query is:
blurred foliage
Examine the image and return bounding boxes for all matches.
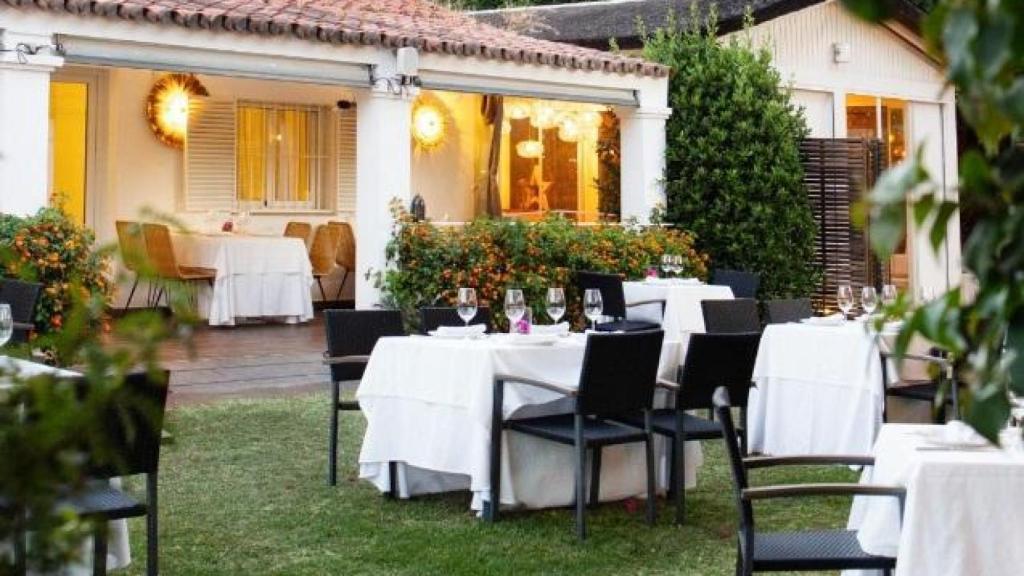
[642,7,819,299]
[378,202,708,331]
[595,113,621,220]
[844,0,1024,441]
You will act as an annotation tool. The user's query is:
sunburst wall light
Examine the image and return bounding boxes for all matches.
[145,73,209,149]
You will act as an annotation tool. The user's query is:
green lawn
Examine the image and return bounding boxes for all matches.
[123,393,859,575]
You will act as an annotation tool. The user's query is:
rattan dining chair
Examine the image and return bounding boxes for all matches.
[323,309,405,487]
[575,271,663,332]
[764,298,814,324]
[328,221,356,301]
[713,387,902,576]
[283,221,312,246]
[309,224,340,302]
[702,298,762,333]
[141,224,217,308]
[616,331,761,524]
[115,220,149,311]
[0,278,42,344]
[419,306,493,334]
[711,269,761,299]
[488,330,664,541]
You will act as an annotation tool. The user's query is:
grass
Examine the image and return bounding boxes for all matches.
[122,393,859,575]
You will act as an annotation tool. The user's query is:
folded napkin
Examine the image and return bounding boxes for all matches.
[531,322,570,337]
[800,313,845,327]
[643,277,701,286]
[432,324,487,338]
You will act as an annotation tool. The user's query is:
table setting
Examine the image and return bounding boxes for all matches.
[622,258,734,338]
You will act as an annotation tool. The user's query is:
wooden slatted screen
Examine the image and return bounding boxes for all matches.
[800,138,887,311]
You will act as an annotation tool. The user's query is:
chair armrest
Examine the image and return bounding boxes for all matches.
[494,374,577,396]
[742,483,905,501]
[743,455,875,468]
[880,349,950,367]
[656,377,680,392]
[322,353,371,366]
[12,322,34,331]
[625,298,666,309]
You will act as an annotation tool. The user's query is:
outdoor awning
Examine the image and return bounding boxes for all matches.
[418,70,638,107]
[58,37,371,87]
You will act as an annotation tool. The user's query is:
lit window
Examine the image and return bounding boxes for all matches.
[236,102,327,210]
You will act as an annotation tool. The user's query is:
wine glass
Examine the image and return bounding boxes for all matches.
[546,287,566,324]
[672,255,684,277]
[456,287,478,329]
[881,284,898,307]
[661,254,672,277]
[583,288,604,331]
[504,289,526,331]
[861,286,879,317]
[837,284,854,320]
[0,304,12,348]
[919,286,936,303]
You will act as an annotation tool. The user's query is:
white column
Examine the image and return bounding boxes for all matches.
[616,106,671,224]
[0,30,63,214]
[354,83,415,308]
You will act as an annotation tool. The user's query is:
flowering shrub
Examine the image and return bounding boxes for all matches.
[0,208,112,334]
[379,205,708,331]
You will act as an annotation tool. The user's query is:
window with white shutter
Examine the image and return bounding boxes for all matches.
[335,107,357,216]
[184,98,236,211]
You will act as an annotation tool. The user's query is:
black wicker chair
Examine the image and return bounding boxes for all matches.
[713,387,902,576]
[62,371,170,576]
[764,298,813,324]
[419,306,493,334]
[701,298,761,333]
[711,269,760,299]
[324,309,405,487]
[879,344,958,423]
[487,330,664,540]
[618,332,761,524]
[576,271,662,332]
[0,278,42,344]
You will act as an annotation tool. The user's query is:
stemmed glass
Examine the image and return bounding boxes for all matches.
[505,289,526,332]
[661,254,672,278]
[881,284,898,308]
[672,255,684,277]
[456,287,478,329]
[0,304,12,348]
[546,287,566,324]
[583,289,604,331]
[861,286,879,317]
[837,284,854,321]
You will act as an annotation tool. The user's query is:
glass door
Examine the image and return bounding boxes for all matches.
[48,81,90,226]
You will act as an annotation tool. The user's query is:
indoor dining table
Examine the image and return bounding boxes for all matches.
[357,332,701,513]
[0,355,132,574]
[172,232,314,326]
[623,279,734,339]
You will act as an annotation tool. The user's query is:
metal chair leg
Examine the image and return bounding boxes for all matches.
[674,410,686,524]
[92,523,108,576]
[147,473,159,576]
[386,461,398,499]
[574,415,587,541]
[328,382,340,486]
[644,411,656,526]
[487,379,504,523]
[588,447,602,508]
[123,275,139,312]
[334,269,349,302]
[316,277,327,302]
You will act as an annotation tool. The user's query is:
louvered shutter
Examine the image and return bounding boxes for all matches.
[335,107,357,215]
[184,98,236,211]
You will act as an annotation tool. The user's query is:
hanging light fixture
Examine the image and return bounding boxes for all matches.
[501,119,512,135]
[530,104,559,129]
[558,114,581,142]
[580,109,604,129]
[145,73,209,149]
[507,101,530,120]
[516,140,544,159]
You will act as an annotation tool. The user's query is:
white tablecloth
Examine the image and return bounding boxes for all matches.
[357,334,702,512]
[0,356,131,574]
[747,321,887,455]
[173,233,314,326]
[848,424,1024,576]
[623,280,734,339]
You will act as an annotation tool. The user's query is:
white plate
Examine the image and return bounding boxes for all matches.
[427,330,486,340]
[497,334,560,346]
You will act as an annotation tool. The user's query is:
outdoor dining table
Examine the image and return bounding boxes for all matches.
[623,279,734,340]
[0,355,132,574]
[172,232,314,326]
[847,423,1024,576]
[747,319,892,456]
[356,333,702,512]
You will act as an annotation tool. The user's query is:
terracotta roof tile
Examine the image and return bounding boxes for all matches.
[4,0,667,77]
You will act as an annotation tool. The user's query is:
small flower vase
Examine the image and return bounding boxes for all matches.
[646,266,659,279]
[512,309,532,334]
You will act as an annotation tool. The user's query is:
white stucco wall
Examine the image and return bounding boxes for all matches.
[411,91,481,223]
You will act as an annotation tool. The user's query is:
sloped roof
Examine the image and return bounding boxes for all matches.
[1,0,669,76]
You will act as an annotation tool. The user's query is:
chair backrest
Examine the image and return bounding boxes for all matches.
[712,387,754,535]
[88,370,170,479]
[328,221,356,269]
[419,306,493,334]
[0,279,42,343]
[575,271,627,320]
[764,298,813,324]
[141,223,181,279]
[324,309,405,382]
[577,330,663,415]
[309,225,340,276]
[115,220,147,273]
[283,221,312,245]
[701,299,761,333]
[711,269,760,299]
[677,332,761,411]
